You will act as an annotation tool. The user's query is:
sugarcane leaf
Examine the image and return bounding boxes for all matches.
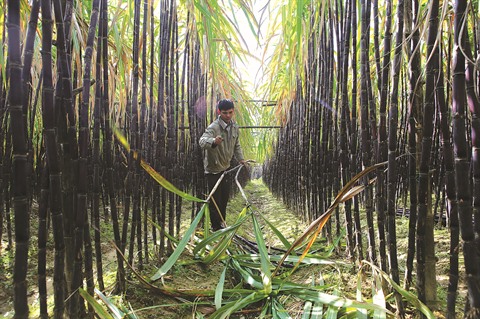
[363,261,436,318]
[252,214,272,293]
[339,178,376,203]
[260,303,270,317]
[204,204,211,237]
[356,271,368,319]
[230,258,264,289]
[284,288,390,314]
[114,128,205,203]
[79,288,115,319]
[272,298,291,318]
[202,232,235,264]
[140,162,205,202]
[271,279,329,291]
[310,273,325,319]
[94,288,125,319]
[148,217,179,244]
[215,264,228,310]
[311,302,324,319]
[257,211,292,249]
[210,292,268,319]
[325,305,338,319]
[333,162,387,206]
[273,162,388,275]
[114,298,138,319]
[302,300,313,319]
[295,0,304,56]
[302,273,323,319]
[206,206,248,242]
[373,272,386,319]
[193,228,233,256]
[150,205,206,281]
[326,289,340,319]
[234,253,337,266]
[339,185,366,202]
[123,303,139,319]
[193,206,249,260]
[289,211,332,275]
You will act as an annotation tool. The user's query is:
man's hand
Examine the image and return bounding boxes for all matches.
[239,160,247,166]
[214,135,223,145]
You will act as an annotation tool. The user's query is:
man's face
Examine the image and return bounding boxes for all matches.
[220,108,234,123]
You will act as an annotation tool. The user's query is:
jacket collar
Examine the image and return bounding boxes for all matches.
[218,117,234,130]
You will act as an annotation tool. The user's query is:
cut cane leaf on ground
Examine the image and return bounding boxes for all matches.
[151,205,206,281]
[273,161,388,276]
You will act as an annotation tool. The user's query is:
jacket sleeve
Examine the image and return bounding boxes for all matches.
[199,126,216,149]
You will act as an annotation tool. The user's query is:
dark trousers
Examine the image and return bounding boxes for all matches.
[206,172,230,230]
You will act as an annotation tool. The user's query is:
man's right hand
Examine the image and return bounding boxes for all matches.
[214,135,223,145]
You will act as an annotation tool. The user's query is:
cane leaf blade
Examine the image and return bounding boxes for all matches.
[150,205,206,281]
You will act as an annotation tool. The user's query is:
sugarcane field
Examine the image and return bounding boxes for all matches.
[1,0,479,318]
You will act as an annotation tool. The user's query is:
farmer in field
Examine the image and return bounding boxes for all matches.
[199,99,246,230]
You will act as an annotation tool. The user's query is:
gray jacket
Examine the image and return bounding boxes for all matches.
[199,118,244,174]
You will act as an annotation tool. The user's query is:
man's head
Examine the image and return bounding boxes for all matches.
[217,99,235,123]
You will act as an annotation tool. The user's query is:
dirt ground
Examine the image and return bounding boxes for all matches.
[113,179,467,318]
[0,178,468,318]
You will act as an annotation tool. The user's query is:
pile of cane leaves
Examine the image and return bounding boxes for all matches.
[80,133,436,318]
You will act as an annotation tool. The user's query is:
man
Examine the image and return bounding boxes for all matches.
[199,99,246,230]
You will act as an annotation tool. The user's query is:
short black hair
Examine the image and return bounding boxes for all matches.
[217,99,234,111]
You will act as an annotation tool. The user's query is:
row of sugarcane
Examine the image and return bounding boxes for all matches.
[0,0,257,318]
[263,0,480,318]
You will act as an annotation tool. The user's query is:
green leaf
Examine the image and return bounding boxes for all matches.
[93,288,126,319]
[150,205,206,281]
[252,214,272,293]
[325,289,340,319]
[257,211,292,249]
[230,258,264,289]
[114,128,205,203]
[116,300,139,319]
[311,303,324,319]
[260,303,271,317]
[140,157,205,202]
[79,288,115,319]
[356,271,368,319]
[325,305,338,319]
[283,288,389,314]
[193,206,249,263]
[148,217,179,244]
[274,254,338,266]
[233,253,338,268]
[272,298,291,318]
[193,228,230,256]
[215,263,228,309]
[373,272,386,319]
[204,205,211,238]
[210,292,267,319]
[302,300,313,319]
[308,273,324,319]
[272,281,329,292]
[202,234,234,264]
[363,261,436,319]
